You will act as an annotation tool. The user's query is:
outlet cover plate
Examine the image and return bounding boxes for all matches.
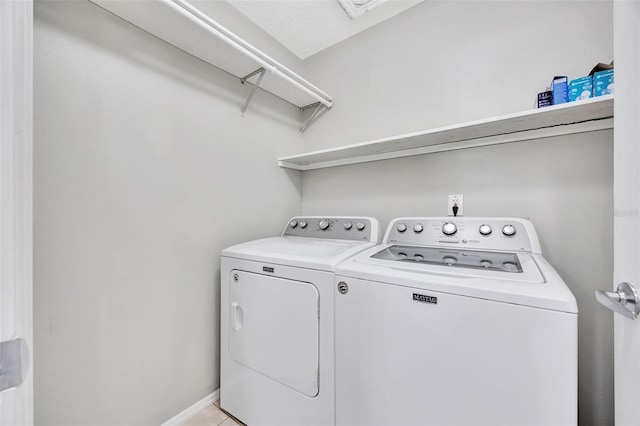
[448,194,463,216]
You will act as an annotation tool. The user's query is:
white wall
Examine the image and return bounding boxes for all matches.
[33,1,302,424]
[301,1,614,424]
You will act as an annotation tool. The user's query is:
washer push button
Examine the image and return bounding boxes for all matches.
[442,222,457,236]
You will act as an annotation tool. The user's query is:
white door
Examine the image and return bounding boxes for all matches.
[228,270,320,397]
[610,0,640,424]
[0,0,33,424]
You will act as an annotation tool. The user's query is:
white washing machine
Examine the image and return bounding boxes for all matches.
[334,217,578,426]
[220,216,379,426]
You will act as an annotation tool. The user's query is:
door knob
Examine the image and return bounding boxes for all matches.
[595,282,640,320]
[0,338,29,393]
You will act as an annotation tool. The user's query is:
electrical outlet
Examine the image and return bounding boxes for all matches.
[448,194,463,216]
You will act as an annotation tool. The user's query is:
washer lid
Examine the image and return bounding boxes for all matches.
[373,245,525,274]
[337,245,577,313]
[222,236,377,271]
[362,245,544,283]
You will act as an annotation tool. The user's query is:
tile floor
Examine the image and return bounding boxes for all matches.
[183,400,245,426]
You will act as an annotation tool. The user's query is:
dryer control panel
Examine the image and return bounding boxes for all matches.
[384,217,541,253]
[283,216,379,242]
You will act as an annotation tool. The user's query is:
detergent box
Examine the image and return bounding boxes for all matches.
[593,69,614,97]
[537,91,553,108]
[551,76,569,105]
[569,76,593,102]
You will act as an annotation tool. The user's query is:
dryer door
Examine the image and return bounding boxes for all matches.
[228,270,320,397]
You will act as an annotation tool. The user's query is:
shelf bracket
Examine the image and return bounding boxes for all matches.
[240,67,267,116]
[300,102,321,112]
[300,102,326,134]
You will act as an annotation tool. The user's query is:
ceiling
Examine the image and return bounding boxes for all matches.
[226,0,425,60]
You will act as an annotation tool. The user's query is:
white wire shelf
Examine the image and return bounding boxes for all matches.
[89,0,332,110]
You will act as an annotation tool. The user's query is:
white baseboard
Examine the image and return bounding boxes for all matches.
[162,389,220,426]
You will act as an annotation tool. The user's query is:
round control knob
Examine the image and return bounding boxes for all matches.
[299,221,307,229]
[479,224,492,236]
[502,224,516,236]
[413,224,424,233]
[356,222,366,231]
[319,220,330,230]
[442,222,457,236]
[397,223,407,233]
[344,221,352,230]
[289,220,298,228]
[502,261,518,271]
[443,255,458,265]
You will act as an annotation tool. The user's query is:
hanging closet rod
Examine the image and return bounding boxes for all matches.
[166,0,333,109]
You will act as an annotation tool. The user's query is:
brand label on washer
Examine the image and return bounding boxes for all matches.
[413,293,437,304]
[263,266,274,273]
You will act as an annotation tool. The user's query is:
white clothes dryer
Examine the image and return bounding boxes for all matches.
[220,216,379,426]
[334,217,578,426]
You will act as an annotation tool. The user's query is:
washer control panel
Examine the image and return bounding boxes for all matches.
[384,217,538,253]
[283,217,379,242]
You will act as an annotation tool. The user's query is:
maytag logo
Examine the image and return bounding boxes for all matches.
[413,293,437,304]
[263,266,274,273]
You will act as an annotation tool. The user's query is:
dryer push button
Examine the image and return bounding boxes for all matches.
[502,224,517,236]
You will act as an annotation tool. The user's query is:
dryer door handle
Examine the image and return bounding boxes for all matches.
[596,282,640,320]
[231,302,244,331]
